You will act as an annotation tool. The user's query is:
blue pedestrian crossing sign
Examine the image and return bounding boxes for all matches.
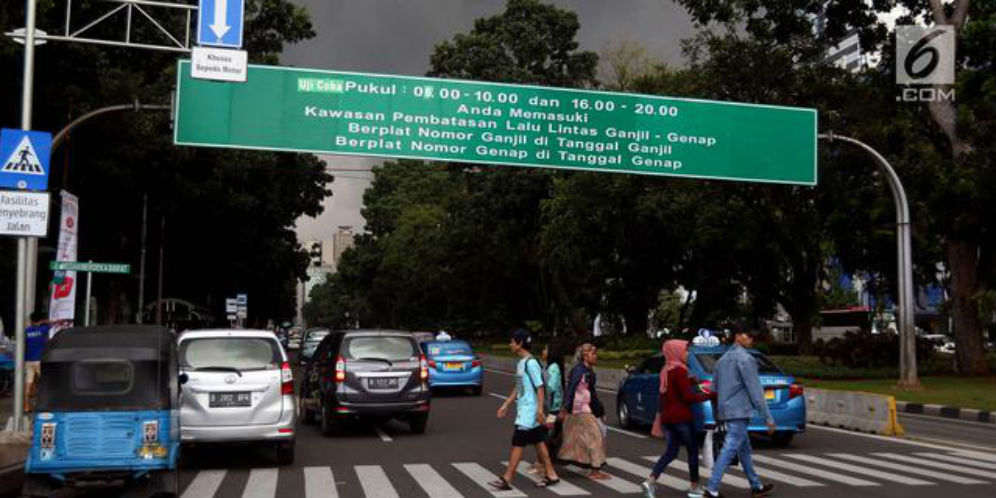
[197,0,245,48]
[0,129,51,191]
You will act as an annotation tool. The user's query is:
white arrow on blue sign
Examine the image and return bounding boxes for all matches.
[197,0,245,49]
[0,128,51,191]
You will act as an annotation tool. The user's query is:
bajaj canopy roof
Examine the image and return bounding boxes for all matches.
[43,325,176,362]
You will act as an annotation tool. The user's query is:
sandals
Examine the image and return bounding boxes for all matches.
[537,477,561,488]
[488,477,512,491]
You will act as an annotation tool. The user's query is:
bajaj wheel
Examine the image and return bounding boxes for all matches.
[472,383,483,396]
[409,413,429,434]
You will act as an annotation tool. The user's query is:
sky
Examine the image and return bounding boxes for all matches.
[284,0,698,242]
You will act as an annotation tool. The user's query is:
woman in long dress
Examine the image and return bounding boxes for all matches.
[558,343,610,480]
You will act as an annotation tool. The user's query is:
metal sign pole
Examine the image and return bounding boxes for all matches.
[12,0,40,433]
[84,268,93,326]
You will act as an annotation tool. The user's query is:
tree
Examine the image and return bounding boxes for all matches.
[0,0,329,327]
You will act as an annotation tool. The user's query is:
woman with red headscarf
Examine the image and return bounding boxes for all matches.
[641,340,714,498]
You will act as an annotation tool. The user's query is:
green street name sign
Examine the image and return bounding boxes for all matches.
[175,61,817,185]
[50,261,131,274]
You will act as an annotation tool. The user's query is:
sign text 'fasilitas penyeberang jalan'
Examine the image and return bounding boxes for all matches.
[174,62,817,185]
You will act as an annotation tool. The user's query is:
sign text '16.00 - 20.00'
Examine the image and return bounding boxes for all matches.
[174,62,817,185]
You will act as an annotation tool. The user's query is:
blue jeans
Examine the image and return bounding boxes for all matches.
[651,421,699,482]
[706,419,763,492]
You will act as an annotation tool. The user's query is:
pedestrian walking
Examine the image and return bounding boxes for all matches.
[530,341,566,474]
[23,311,50,412]
[641,340,714,498]
[704,329,775,498]
[558,342,610,480]
[489,329,561,490]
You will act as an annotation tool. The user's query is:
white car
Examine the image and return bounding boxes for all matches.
[178,329,296,464]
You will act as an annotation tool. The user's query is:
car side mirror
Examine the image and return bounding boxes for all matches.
[178,373,189,385]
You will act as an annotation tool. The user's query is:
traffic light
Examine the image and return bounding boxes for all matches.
[309,241,322,267]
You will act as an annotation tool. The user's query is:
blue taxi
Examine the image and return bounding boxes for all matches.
[616,342,805,446]
[420,338,483,396]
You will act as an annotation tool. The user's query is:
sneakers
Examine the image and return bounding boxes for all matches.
[686,486,704,498]
[704,490,724,498]
[640,479,656,498]
[750,483,775,498]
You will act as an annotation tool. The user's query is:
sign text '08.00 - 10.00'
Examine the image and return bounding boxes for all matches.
[174,62,817,185]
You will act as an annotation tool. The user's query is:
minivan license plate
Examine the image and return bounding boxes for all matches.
[209,392,251,407]
[369,377,399,389]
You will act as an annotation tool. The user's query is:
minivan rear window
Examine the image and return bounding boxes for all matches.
[694,352,783,375]
[344,337,416,362]
[180,338,281,370]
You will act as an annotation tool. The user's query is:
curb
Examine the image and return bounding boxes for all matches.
[896,401,996,424]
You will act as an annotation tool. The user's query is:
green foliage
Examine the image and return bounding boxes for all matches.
[814,331,936,369]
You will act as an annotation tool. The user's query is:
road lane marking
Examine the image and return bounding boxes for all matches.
[405,464,464,498]
[950,450,996,463]
[303,467,339,498]
[181,470,227,498]
[915,453,996,470]
[640,456,823,487]
[507,461,590,495]
[873,453,996,479]
[242,468,278,498]
[808,424,996,452]
[489,392,509,400]
[641,456,751,488]
[783,454,933,485]
[750,454,879,486]
[375,425,393,442]
[563,463,642,494]
[606,456,688,490]
[828,453,985,485]
[606,425,647,439]
[355,465,399,498]
[452,462,527,497]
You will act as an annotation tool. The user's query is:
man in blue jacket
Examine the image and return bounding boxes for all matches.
[705,329,775,498]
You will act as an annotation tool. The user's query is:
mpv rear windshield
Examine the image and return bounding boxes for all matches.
[694,352,783,375]
[180,337,281,370]
[344,337,416,362]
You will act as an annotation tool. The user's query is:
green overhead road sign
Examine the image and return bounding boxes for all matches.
[174,61,818,185]
[50,261,131,274]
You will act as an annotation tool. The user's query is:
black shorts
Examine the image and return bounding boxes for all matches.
[511,425,547,447]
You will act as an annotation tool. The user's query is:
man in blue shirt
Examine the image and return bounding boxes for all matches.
[705,329,775,498]
[24,312,50,412]
[489,329,561,490]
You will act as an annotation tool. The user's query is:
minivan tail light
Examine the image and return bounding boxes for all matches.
[789,383,803,399]
[335,356,347,383]
[420,355,429,381]
[280,361,294,395]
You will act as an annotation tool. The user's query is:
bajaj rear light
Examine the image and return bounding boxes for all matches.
[334,356,347,383]
[142,420,159,443]
[789,383,804,399]
[420,355,429,381]
[281,361,294,395]
[40,423,56,449]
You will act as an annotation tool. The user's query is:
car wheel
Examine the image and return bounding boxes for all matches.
[320,404,337,437]
[771,432,794,447]
[276,442,295,465]
[617,395,634,429]
[472,385,483,396]
[409,413,429,434]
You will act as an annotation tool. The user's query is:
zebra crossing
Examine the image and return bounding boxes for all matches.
[178,451,996,498]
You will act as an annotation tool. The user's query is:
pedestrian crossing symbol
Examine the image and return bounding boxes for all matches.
[0,128,51,191]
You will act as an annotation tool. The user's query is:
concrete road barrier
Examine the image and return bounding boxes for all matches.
[806,388,905,436]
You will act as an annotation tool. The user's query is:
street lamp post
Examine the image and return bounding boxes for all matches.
[819,132,919,388]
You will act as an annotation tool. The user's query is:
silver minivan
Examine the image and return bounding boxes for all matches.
[178,330,296,464]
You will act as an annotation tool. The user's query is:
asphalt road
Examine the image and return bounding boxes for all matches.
[169,364,996,498]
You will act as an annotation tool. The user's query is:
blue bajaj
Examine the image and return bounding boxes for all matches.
[420,340,484,395]
[23,326,181,498]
